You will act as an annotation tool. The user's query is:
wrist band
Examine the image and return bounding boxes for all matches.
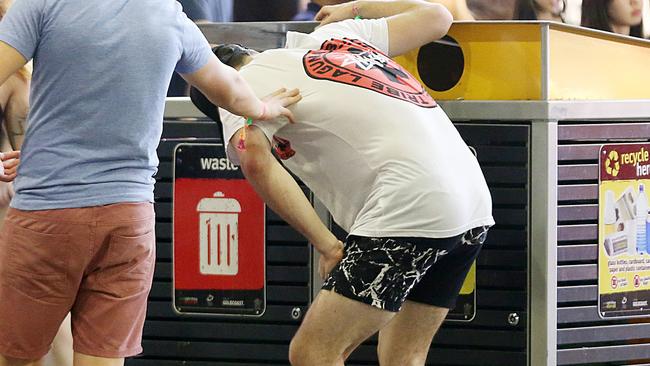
[237,103,266,151]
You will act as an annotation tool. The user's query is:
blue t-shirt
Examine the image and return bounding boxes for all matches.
[0,0,213,210]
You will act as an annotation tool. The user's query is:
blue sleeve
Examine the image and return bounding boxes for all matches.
[175,14,213,74]
[0,0,45,60]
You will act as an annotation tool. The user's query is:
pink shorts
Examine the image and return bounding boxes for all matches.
[0,202,155,360]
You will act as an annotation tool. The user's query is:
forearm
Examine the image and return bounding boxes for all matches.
[354,0,462,22]
[237,129,337,254]
[208,65,265,119]
[183,57,266,120]
[248,162,336,253]
[319,0,453,55]
[353,0,435,19]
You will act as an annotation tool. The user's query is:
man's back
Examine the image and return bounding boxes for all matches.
[0,0,211,209]
[221,19,494,239]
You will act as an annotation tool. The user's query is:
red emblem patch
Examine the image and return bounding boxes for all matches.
[303,38,436,108]
[273,136,295,160]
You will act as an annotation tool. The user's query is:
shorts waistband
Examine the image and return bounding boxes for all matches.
[7,202,154,224]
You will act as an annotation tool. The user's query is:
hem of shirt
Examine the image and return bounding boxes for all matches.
[10,192,154,211]
[0,35,32,61]
[175,46,213,75]
[349,216,495,239]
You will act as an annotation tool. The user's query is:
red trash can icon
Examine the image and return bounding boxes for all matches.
[197,192,240,276]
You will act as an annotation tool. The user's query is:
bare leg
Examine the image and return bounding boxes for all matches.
[73,354,123,366]
[377,300,449,366]
[38,313,73,366]
[289,290,396,366]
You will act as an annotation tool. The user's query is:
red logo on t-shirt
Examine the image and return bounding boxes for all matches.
[303,38,436,108]
[273,136,295,160]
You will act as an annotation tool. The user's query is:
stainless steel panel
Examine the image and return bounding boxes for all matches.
[438,100,650,122]
[557,165,599,182]
[557,306,601,324]
[557,225,598,242]
[558,185,598,202]
[557,285,598,303]
[557,245,598,262]
[557,265,597,282]
[530,121,558,366]
[559,123,650,141]
[557,343,650,365]
[558,145,601,162]
[557,205,598,222]
[198,21,317,50]
[164,97,205,119]
[558,324,650,345]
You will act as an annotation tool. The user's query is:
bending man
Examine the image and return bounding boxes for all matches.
[193,1,494,365]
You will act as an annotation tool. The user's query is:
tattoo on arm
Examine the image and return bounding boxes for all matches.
[7,116,26,150]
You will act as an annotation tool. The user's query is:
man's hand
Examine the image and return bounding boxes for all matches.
[319,239,344,280]
[315,2,356,26]
[0,150,20,182]
[259,88,301,123]
[183,55,302,123]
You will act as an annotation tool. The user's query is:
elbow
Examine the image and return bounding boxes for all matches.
[428,4,454,39]
[233,126,274,182]
[238,148,270,181]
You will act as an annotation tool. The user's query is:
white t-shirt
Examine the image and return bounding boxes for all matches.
[221,19,494,238]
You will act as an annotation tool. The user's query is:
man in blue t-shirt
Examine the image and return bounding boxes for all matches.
[0,1,299,365]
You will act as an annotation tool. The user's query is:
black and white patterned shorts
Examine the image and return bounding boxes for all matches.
[322,226,489,312]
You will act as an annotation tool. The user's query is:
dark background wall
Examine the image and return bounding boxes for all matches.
[234,0,300,21]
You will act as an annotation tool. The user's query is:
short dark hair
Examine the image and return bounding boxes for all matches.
[581,0,644,38]
[214,43,255,69]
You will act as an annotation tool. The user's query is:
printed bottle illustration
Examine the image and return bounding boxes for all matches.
[637,184,648,255]
[197,192,240,275]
